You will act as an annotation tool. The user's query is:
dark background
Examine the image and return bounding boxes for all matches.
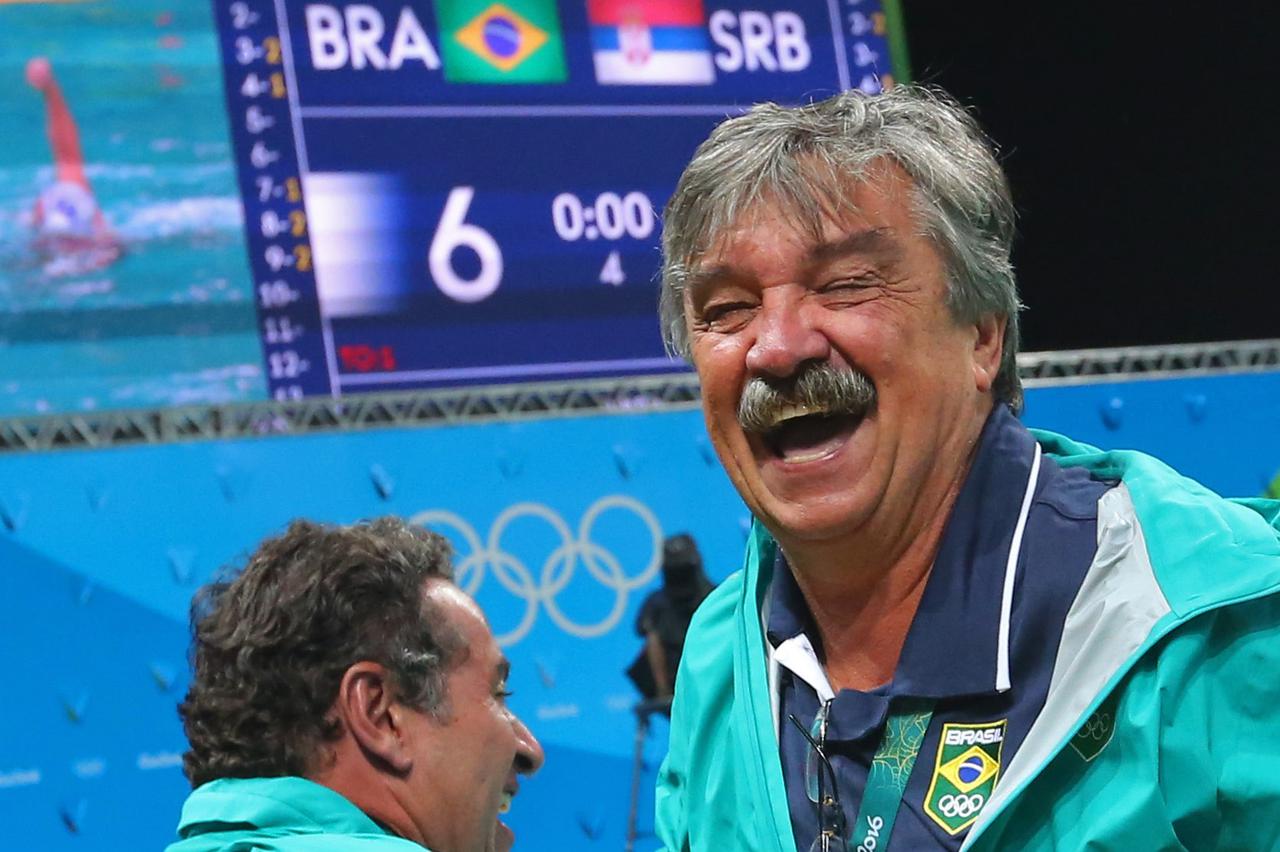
[903,4,1278,352]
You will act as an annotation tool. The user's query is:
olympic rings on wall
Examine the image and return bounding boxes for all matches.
[410,496,663,646]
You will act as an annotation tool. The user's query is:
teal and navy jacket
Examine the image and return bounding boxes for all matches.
[167,776,427,851]
[655,430,1280,851]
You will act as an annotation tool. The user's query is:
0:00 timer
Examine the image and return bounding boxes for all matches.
[551,192,655,242]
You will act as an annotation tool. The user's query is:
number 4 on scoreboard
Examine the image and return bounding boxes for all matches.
[599,250,624,286]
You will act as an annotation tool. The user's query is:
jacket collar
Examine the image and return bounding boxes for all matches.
[177,776,394,840]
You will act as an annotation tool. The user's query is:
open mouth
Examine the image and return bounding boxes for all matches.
[494,788,518,851]
[759,405,868,463]
[494,818,515,852]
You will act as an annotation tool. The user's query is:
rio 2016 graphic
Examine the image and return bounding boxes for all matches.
[410,495,663,646]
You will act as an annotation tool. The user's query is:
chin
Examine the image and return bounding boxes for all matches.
[754,471,881,535]
[765,504,872,546]
[753,468,884,543]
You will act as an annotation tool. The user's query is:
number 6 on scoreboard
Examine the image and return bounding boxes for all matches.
[429,186,503,303]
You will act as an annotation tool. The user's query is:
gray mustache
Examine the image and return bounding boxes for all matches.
[738,365,877,433]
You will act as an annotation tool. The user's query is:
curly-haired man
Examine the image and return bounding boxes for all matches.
[167,517,543,852]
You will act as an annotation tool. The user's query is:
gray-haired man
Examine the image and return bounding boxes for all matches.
[656,85,1280,851]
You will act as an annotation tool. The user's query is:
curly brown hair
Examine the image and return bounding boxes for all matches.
[178,516,461,788]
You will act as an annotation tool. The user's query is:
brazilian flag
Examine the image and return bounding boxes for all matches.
[436,0,567,83]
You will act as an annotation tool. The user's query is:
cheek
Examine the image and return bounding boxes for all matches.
[692,351,743,412]
[823,307,887,349]
[827,309,920,376]
[692,327,753,365]
[699,380,746,452]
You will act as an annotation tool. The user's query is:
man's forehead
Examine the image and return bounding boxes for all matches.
[693,166,917,269]
[422,575,470,611]
[422,578,495,646]
[689,209,908,297]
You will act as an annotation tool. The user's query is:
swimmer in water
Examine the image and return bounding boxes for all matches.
[26,56,122,272]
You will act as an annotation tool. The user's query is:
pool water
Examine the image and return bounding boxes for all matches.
[0,0,267,416]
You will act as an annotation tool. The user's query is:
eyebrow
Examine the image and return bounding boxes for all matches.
[683,263,736,308]
[686,226,902,306]
[495,658,511,682]
[808,227,902,265]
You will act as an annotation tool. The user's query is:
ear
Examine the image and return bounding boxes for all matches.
[971,312,1006,394]
[334,662,415,775]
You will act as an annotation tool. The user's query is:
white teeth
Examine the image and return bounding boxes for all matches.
[782,448,832,464]
[767,403,825,430]
[499,792,513,814]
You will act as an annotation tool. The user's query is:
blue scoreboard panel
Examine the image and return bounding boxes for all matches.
[212,0,908,400]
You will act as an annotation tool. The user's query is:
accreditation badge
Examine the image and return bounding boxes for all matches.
[923,719,1007,835]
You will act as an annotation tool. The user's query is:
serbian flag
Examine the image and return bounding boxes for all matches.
[588,0,715,85]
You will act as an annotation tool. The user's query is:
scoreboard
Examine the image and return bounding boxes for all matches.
[212,0,908,400]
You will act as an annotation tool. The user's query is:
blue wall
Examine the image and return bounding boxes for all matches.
[1,370,1277,850]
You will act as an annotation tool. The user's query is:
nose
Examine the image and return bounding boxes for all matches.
[744,295,829,379]
[512,715,545,775]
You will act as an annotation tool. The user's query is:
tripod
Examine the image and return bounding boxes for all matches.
[625,696,673,852]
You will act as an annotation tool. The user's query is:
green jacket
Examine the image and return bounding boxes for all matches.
[656,431,1280,851]
[167,776,426,851]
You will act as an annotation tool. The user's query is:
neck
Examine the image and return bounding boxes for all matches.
[309,750,427,847]
[776,412,986,692]
[783,510,948,691]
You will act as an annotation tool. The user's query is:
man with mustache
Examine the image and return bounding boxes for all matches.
[167,517,543,852]
[655,86,1280,851]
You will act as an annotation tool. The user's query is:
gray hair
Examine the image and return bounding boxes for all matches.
[660,84,1023,412]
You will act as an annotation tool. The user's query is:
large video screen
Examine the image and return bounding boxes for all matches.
[0,0,267,416]
[0,0,906,414]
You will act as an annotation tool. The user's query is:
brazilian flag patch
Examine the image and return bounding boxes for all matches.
[924,720,1006,835]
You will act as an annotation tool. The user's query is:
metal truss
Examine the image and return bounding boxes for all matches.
[1017,338,1280,386]
[2,339,1277,454]
[0,373,704,454]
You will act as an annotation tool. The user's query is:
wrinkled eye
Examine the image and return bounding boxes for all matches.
[698,301,755,332]
[818,273,879,294]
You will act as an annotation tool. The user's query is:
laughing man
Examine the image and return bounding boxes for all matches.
[168,517,544,852]
[655,85,1280,851]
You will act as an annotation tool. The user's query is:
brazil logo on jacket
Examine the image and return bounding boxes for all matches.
[924,720,1007,835]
